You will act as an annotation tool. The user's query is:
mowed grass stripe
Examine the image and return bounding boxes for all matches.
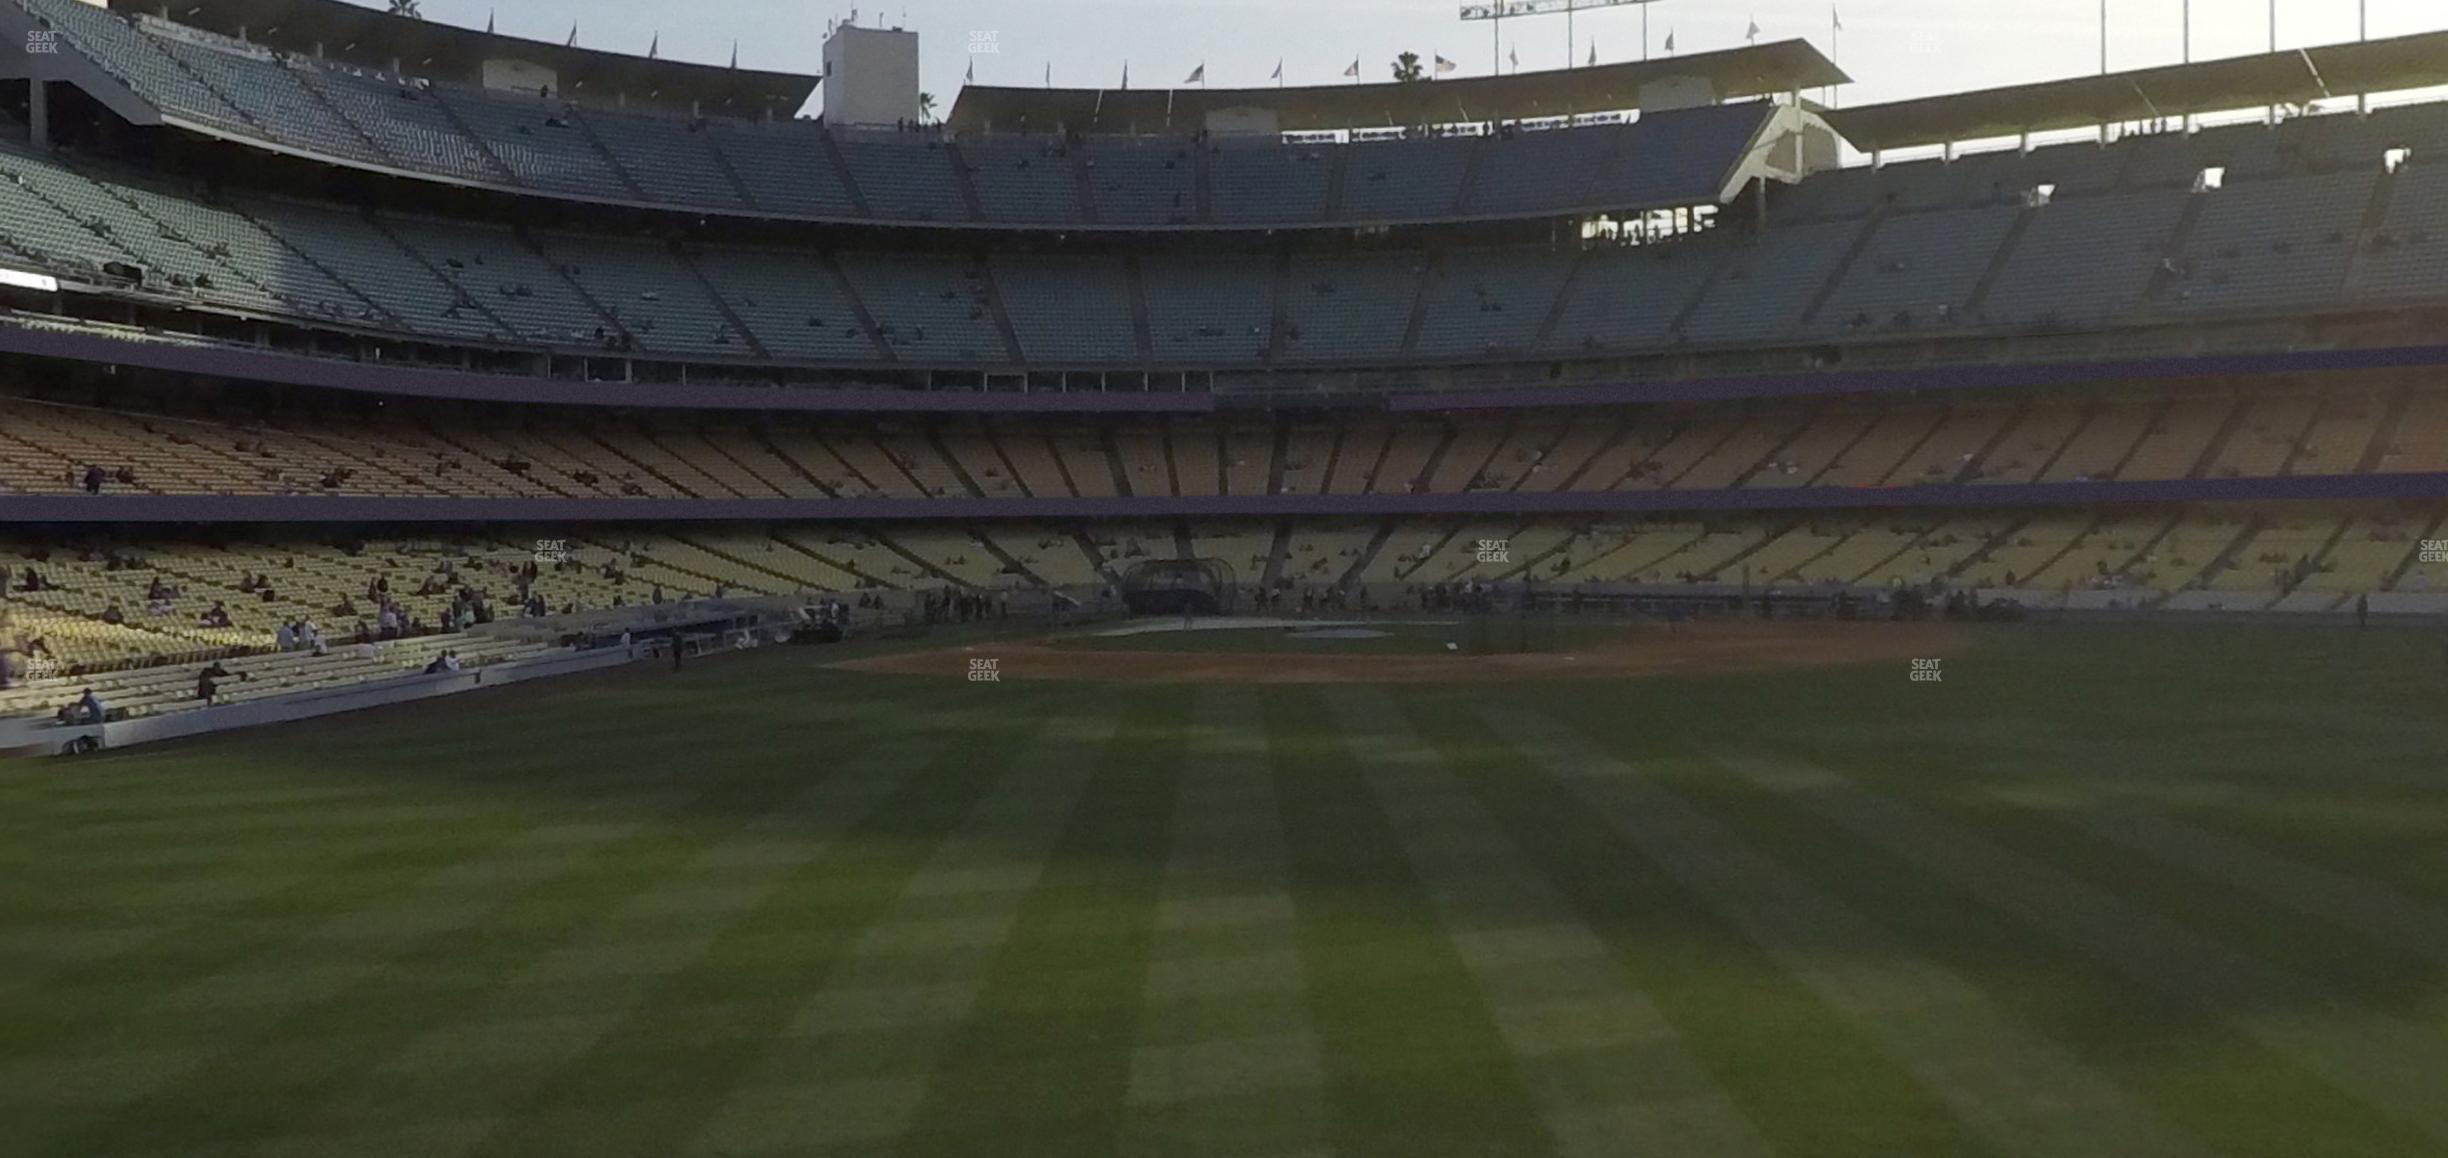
[2112,788,2448,910]
[891,688,1191,1158]
[1885,772,2448,1037]
[1329,688,1773,1158]
[1631,745,2443,1158]
[1712,749,2448,1147]
[1,676,920,1035]
[7,786,716,1157]
[1390,691,1993,1158]
[1,789,569,1042]
[452,688,1075,1158]
[1118,687,1328,1158]
[1262,688,1553,1158]
[256,797,960,1146]
[2005,793,2448,971]
[82,686,985,1156]
[0,754,690,989]
[1475,703,2218,1158]
[0,717,739,1007]
[682,694,1128,1156]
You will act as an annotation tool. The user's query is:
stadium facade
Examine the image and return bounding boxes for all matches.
[2,0,2447,732]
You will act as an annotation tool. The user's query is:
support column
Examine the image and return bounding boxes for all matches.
[28,74,48,152]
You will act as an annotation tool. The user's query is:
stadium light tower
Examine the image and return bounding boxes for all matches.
[1460,0,1665,74]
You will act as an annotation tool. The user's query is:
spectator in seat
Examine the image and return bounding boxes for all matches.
[196,661,243,704]
[200,601,232,629]
[81,465,105,494]
[72,688,104,724]
[101,601,126,626]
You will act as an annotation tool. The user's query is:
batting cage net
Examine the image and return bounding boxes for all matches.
[1119,558,1238,617]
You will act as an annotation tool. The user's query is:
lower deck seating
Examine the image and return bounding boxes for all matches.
[0,630,543,722]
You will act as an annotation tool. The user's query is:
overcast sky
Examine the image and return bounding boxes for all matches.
[355,0,2448,116]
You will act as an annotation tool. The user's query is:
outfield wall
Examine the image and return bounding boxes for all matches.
[5,644,637,758]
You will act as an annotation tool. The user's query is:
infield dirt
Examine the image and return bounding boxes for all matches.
[832,620,1968,684]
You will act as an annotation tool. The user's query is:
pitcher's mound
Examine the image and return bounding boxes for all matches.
[834,620,1966,684]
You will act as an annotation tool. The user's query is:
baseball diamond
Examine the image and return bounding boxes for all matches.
[5,0,2448,1153]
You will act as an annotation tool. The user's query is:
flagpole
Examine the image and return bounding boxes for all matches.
[1642,4,1650,62]
[2098,0,2109,143]
[2182,0,2191,131]
[2358,0,2368,113]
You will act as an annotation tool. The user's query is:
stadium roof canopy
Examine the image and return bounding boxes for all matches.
[111,0,820,116]
[1825,29,2448,153]
[946,39,1846,134]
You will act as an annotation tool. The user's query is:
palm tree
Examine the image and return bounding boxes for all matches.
[1392,52,1425,83]
[917,92,937,123]
[386,0,423,17]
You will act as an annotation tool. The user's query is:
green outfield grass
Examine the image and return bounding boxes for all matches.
[5,624,2448,1157]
